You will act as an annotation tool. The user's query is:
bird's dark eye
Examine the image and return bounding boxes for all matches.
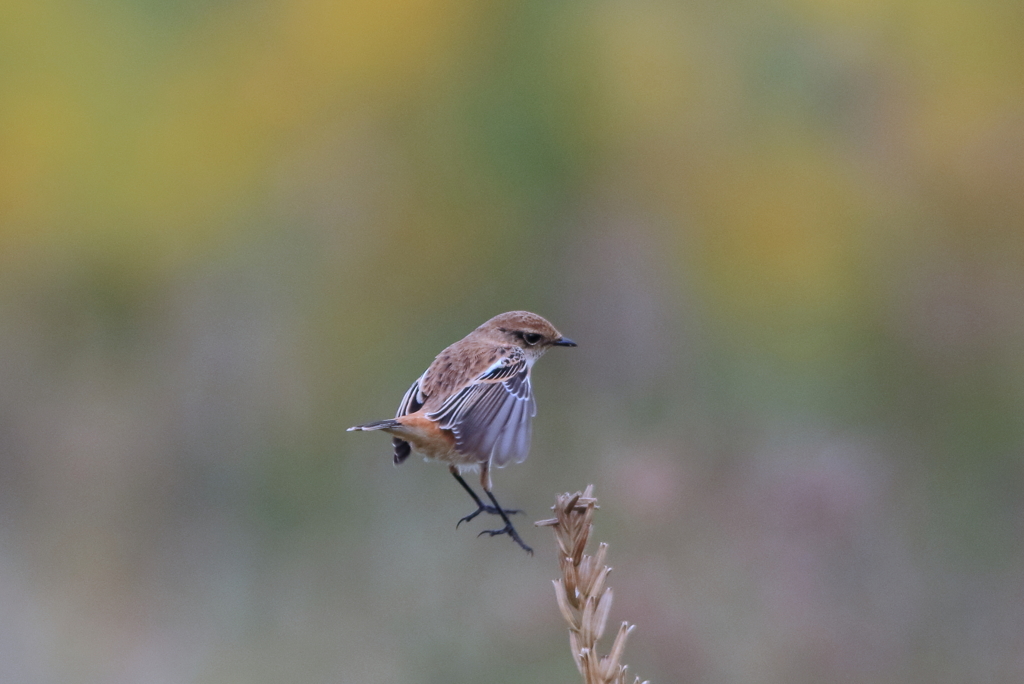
[522,332,542,346]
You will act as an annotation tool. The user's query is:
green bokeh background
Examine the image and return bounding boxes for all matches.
[1,1,1022,682]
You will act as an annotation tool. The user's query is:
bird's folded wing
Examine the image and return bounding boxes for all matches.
[391,371,428,464]
[426,351,536,466]
[395,371,428,417]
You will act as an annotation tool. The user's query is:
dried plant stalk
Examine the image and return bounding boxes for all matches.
[536,485,649,684]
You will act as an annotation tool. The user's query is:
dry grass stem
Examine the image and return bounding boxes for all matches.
[536,485,649,684]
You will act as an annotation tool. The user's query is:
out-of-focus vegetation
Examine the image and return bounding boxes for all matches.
[1,0,1022,682]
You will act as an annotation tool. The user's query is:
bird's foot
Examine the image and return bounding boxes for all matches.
[478,523,533,555]
[457,504,523,528]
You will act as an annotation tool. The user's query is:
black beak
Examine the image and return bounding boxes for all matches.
[553,336,577,347]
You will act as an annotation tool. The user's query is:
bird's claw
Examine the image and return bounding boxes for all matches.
[478,523,533,555]
[456,504,522,528]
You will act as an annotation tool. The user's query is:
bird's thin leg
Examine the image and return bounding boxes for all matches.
[478,489,533,555]
[449,466,521,528]
[471,464,532,554]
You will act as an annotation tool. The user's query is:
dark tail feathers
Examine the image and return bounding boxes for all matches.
[348,419,411,465]
[347,419,401,432]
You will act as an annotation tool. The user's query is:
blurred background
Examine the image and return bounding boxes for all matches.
[1,0,1023,682]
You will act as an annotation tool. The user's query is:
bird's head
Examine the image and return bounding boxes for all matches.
[478,311,576,357]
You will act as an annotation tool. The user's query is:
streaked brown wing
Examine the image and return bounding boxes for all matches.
[426,350,536,467]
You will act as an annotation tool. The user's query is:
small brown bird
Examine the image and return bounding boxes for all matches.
[348,311,576,553]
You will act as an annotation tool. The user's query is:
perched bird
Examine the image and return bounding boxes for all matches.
[348,311,576,553]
